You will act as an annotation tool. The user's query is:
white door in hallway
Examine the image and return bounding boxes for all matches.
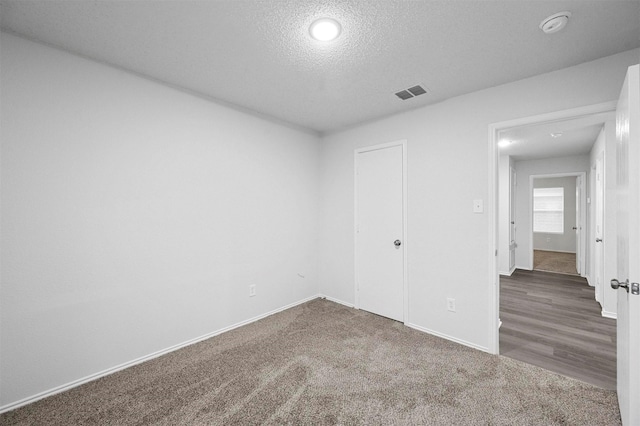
[575,176,582,275]
[594,155,605,304]
[355,141,405,322]
[509,167,516,271]
[613,64,639,426]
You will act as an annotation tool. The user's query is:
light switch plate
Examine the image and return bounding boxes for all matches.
[473,199,483,213]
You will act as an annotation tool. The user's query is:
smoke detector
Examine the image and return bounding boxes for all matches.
[540,11,571,34]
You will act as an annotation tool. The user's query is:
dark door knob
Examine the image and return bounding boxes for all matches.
[394,240,401,247]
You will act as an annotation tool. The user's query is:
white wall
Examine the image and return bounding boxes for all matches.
[532,176,578,252]
[2,32,637,410]
[0,34,321,408]
[589,119,618,317]
[319,49,639,351]
[513,156,590,270]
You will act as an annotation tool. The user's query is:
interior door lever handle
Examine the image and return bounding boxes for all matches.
[596,238,602,242]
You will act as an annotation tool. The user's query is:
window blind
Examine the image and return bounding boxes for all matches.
[533,187,564,233]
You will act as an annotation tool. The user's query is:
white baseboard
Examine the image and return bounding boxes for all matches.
[499,266,517,276]
[602,310,617,319]
[515,264,532,271]
[318,294,354,308]
[406,322,490,354]
[0,294,320,415]
[584,274,594,287]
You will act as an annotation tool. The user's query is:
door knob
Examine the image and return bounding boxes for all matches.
[394,240,402,247]
[596,238,603,242]
[572,226,578,230]
[611,278,629,292]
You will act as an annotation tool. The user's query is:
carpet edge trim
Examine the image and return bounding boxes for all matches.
[0,294,321,414]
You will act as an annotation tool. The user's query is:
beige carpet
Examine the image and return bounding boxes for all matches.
[533,250,578,275]
[1,299,620,425]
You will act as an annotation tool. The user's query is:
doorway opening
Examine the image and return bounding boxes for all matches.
[529,172,586,276]
[488,102,617,388]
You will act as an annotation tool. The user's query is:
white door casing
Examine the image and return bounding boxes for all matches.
[355,140,407,323]
[614,64,640,426]
[488,101,617,355]
[595,154,605,304]
[575,176,582,275]
[509,167,517,272]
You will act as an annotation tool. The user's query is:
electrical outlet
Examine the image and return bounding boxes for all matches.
[249,285,256,297]
[447,298,456,312]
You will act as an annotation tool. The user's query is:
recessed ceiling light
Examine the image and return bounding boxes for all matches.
[309,18,342,41]
[551,132,563,138]
[539,11,571,34]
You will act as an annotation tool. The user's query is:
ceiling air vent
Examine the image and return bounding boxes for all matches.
[395,90,414,100]
[408,85,427,96]
[395,85,428,100]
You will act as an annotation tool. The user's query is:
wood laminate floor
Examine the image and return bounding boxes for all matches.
[500,269,617,390]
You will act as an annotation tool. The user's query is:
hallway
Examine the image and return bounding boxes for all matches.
[500,269,616,389]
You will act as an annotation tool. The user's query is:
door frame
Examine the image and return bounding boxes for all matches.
[527,172,587,275]
[354,139,408,323]
[509,166,517,273]
[593,153,606,307]
[488,101,617,354]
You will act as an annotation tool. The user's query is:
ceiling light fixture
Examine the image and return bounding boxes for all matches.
[539,11,571,34]
[550,132,563,138]
[498,139,513,148]
[309,18,342,41]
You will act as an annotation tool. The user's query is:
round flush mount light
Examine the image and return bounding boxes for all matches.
[550,132,563,138]
[309,18,342,41]
[539,11,571,34]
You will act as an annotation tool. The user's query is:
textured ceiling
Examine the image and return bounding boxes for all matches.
[1,1,639,134]
[498,111,614,161]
